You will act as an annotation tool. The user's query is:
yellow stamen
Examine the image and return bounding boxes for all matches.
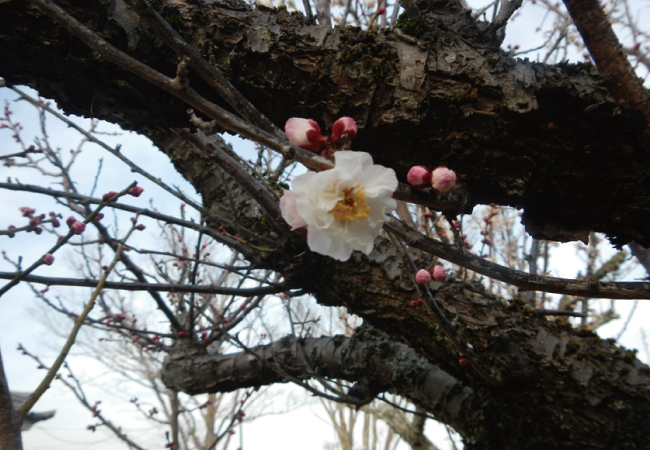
[329,184,370,223]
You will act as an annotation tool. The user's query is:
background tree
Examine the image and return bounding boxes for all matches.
[1,0,650,449]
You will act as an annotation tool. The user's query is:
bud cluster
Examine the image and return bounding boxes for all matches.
[284,116,358,156]
[407,165,457,193]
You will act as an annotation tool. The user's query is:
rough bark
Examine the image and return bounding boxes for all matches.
[163,334,480,440]
[2,1,650,449]
[2,0,650,246]
[0,352,23,450]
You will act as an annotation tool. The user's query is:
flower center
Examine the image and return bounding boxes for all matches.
[329,184,370,223]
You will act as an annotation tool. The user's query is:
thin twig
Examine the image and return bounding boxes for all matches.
[0,183,135,299]
[0,272,291,296]
[385,228,502,385]
[18,223,135,417]
[385,219,650,300]
[124,0,283,138]
[27,0,332,172]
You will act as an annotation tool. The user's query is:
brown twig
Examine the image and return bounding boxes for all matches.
[0,183,135,299]
[27,0,332,172]
[385,218,650,300]
[562,0,650,152]
[124,0,283,138]
[385,228,503,385]
[0,272,290,296]
[18,224,135,417]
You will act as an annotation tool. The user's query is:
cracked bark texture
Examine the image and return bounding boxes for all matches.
[2,0,650,246]
[2,1,650,449]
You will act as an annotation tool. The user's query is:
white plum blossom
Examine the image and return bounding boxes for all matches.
[279,191,307,230]
[280,151,398,261]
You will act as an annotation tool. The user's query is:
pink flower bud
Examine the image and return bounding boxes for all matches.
[284,118,325,152]
[406,166,431,189]
[128,186,144,197]
[41,253,55,265]
[102,191,119,202]
[70,221,86,235]
[431,167,457,193]
[376,6,386,15]
[135,224,146,231]
[430,265,446,281]
[331,117,358,144]
[94,213,104,222]
[20,207,35,217]
[415,269,431,284]
[458,357,468,367]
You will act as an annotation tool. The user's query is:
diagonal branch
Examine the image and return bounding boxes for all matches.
[385,219,650,299]
[124,0,283,138]
[26,0,332,172]
[562,0,650,152]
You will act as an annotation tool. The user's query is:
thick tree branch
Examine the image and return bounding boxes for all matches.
[563,0,650,151]
[162,335,481,440]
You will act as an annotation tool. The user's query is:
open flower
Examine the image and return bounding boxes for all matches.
[280,151,398,261]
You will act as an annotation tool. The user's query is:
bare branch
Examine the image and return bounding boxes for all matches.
[385,219,650,299]
[0,272,290,296]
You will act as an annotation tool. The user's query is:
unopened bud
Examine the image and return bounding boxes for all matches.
[431,167,457,193]
[415,269,431,284]
[406,166,431,189]
[284,118,325,152]
[430,265,447,281]
[70,221,86,235]
[19,207,35,217]
[331,116,358,144]
[128,186,144,197]
[41,253,55,265]
[102,191,119,202]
